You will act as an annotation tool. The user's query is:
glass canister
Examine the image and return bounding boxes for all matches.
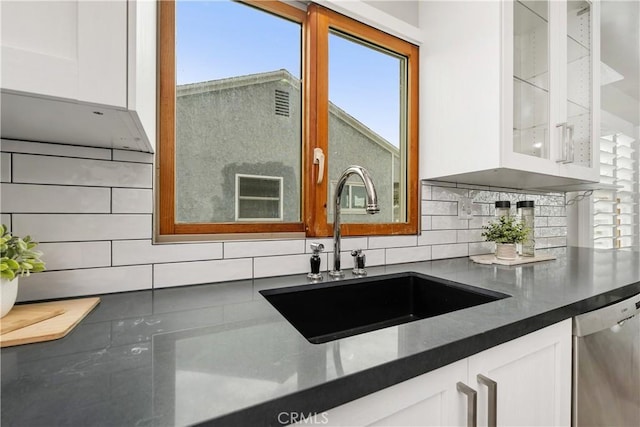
[517,200,535,256]
[495,201,511,218]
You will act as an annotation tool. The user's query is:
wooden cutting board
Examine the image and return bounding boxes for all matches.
[1,306,66,335]
[0,297,100,348]
[470,253,556,266]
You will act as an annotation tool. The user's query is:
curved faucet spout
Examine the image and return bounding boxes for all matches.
[330,166,379,278]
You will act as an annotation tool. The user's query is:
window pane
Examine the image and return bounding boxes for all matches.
[238,176,280,198]
[175,0,302,223]
[327,31,406,224]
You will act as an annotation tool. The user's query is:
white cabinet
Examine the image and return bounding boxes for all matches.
[468,319,572,426]
[420,0,600,191]
[0,0,156,152]
[302,319,571,426]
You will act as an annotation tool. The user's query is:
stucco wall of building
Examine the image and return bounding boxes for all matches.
[175,70,400,224]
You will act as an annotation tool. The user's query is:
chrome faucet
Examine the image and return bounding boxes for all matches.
[330,166,379,278]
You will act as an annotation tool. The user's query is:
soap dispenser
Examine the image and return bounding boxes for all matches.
[308,243,324,281]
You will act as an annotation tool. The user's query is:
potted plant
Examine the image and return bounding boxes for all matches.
[1,224,45,317]
[481,216,529,260]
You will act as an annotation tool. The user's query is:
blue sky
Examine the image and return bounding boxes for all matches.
[176,0,401,147]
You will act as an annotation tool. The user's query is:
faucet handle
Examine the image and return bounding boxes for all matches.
[308,242,325,281]
[351,249,367,277]
[310,242,324,254]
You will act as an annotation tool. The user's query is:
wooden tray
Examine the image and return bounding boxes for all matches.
[0,297,100,348]
[470,253,556,266]
[1,305,66,335]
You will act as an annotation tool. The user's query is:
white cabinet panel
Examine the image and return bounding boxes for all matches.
[309,320,572,427]
[0,0,156,152]
[77,0,127,107]
[305,359,467,427]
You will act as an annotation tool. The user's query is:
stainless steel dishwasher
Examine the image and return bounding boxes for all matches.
[572,293,640,427]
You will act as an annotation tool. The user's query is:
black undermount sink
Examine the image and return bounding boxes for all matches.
[260,272,510,344]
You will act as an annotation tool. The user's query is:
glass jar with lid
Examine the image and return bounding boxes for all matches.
[517,200,535,256]
[495,201,511,218]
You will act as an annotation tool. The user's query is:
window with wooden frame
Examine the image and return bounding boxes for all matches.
[158,0,419,237]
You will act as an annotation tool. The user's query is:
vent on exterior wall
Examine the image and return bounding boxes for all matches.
[275,89,290,117]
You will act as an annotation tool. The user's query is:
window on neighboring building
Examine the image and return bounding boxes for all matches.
[158,0,419,237]
[235,174,283,221]
[329,181,368,215]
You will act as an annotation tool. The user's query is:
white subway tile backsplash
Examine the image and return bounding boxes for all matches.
[113,240,223,265]
[471,203,491,216]
[535,217,549,227]
[112,188,153,213]
[385,246,431,264]
[17,265,152,302]
[469,190,500,203]
[306,237,369,254]
[431,186,469,201]
[540,206,566,217]
[432,216,469,230]
[547,237,567,247]
[456,229,484,243]
[112,150,154,163]
[253,253,322,278]
[421,185,431,201]
[1,153,11,182]
[154,258,252,288]
[1,214,10,229]
[38,241,111,270]
[469,216,493,229]
[334,248,385,270]
[432,243,468,260]
[535,227,567,238]
[13,154,152,188]
[1,139,112,160]
[547,217,567,227]
[224,239,305,259]
[423,200,458,215]
[418,230,457,246]
[469,241,494,256]
[421,216,432,231]
[368,235,418,249]
[1,184,110,213]
[0,140,570,300]
[13,214,151,242]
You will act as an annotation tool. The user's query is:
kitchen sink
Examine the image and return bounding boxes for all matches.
[260,272,510,344]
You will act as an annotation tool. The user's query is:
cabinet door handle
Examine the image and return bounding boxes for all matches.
[556,122,568,163]
[477,374,497,427]
[566,124,575,163]
[457,381,477,427]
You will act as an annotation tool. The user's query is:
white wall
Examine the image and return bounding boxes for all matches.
[0,139,567,302]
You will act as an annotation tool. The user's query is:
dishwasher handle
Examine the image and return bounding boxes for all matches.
[573,293,640,338]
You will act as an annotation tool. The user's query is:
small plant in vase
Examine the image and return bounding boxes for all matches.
[481,216,529,260]
[1,224,45,317]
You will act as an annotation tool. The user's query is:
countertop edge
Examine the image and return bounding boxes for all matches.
[200,279,640,427]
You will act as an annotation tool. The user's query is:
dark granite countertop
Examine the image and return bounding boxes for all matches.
[2,247,640,426]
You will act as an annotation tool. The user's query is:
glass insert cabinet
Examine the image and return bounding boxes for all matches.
[512,0,596,170]
[421,0,600,190]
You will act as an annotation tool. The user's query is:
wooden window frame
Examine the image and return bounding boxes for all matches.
[158,0,419,237]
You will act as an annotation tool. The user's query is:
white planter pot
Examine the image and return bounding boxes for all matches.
[1,277,18,318]
[496,243,517,260]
